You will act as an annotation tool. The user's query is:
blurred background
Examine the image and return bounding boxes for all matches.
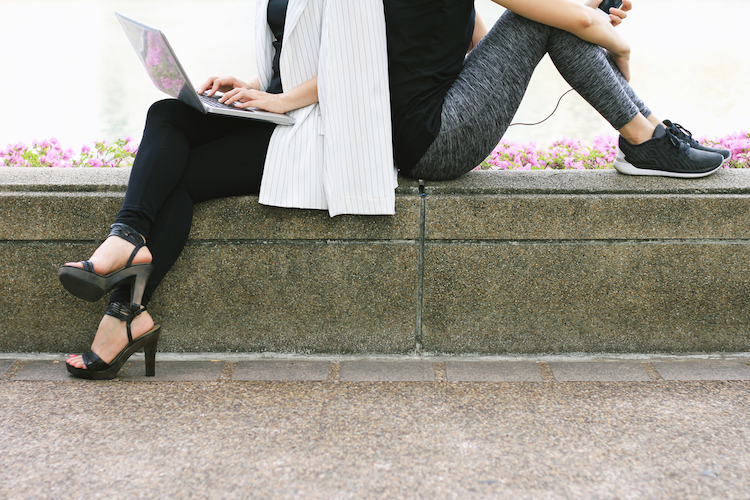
[1,0,748,148]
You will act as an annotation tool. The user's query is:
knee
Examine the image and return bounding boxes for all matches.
[173,180,197,205]
[145,99,190,125]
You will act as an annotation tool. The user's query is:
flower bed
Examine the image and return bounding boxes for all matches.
[478,131,750,171]
[2,132,749,169]
[0,137,138,168]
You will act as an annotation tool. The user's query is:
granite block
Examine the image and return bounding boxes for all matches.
[0,167,422,195]
[421,243,750,353]
[651,360,750,381]
[189,196,421,241]
[0,193,420,242]
[0,241,418,354]
[149,242,418,354]
[122,361,225,381]
[233,360,331,381]
[0,243,105,353]
[339,361,435,381]
[425,194,750,241]
[0,168,421,242]
[548,361,651,382]
[0,193,122,240]
[423,169,750,196]
[445,361,543,382]
[0,166,131,192]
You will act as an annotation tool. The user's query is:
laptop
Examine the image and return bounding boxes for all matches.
[115,12,295,126]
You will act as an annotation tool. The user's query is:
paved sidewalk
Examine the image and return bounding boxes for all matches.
[4,353,750,383]
[2,354,750,499]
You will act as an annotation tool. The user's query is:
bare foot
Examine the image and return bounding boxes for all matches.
[66,309,155,369]
[65,234,152,276]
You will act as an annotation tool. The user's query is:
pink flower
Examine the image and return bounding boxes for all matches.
[88,158,103,168]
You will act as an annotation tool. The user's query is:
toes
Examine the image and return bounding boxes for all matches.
[66,355,86,369]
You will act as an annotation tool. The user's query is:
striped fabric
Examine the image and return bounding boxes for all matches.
[256,0,397,217]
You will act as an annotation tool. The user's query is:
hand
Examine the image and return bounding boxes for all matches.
[196,75,254,97]
[219,88,289,114]
[585,0,632,27]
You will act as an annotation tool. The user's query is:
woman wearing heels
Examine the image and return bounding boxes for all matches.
[58,0,396,380]
[384,0,730,181]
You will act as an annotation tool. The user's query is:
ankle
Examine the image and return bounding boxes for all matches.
[620,125,656,146]
[618,114,656,146]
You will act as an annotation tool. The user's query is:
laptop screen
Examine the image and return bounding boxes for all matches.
[116,13,191,100]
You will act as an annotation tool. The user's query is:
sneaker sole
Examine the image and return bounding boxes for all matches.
[613,149,724,179]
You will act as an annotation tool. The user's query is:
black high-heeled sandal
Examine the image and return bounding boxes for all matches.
[58,223,153,304]
[67,301,161,380]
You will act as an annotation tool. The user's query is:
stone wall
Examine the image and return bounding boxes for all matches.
[2,167,749,354]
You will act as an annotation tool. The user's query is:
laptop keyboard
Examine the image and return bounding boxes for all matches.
[199,93,248,112]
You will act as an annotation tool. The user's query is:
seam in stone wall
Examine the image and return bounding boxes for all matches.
[416,180,426,354]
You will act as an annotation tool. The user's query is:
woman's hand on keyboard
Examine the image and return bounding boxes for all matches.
[220,88,287,114]
[197,75,258,97]
[221,76,318,114]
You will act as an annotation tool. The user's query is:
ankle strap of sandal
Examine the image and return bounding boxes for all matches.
[104,301,146,344]
[109,223,146,268]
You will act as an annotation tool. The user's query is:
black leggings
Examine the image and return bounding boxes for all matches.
[411,11,651,180]
[110,99,276,306]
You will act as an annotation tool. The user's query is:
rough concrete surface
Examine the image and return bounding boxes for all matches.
[1,378,749,499]
[4,168,750,355]
[422,242,750,353]
[2,355,750,499]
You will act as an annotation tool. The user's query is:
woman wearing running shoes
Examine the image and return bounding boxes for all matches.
[383,0,730,181]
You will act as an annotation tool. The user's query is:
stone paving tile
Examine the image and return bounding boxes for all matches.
[233,360,331,381]
[5,357,750,383]
[548,362,652,382]
[339,361,435,382]
[0,360,14,378]
[445,361,543,382]
[13,360,89,381]
[652,360,750,381]
[122,361,225,382]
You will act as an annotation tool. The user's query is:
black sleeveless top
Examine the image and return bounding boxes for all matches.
[267,0,289,95]
[382,0,475,173]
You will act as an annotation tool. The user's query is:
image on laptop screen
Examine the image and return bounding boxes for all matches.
[118,16,188,100]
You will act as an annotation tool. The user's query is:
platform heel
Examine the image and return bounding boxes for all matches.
[144,336,158,377]
[58,223,153,303]
[66,302,161,380]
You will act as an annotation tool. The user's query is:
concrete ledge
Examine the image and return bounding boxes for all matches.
[2,167,750,354]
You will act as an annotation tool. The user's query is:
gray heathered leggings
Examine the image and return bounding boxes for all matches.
[410,10,651,181]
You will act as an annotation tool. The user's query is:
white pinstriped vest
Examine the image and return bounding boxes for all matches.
[255,0,397,217]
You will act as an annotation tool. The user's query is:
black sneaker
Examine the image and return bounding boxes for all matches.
[663,120,731,160]
[614,124,724,178]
